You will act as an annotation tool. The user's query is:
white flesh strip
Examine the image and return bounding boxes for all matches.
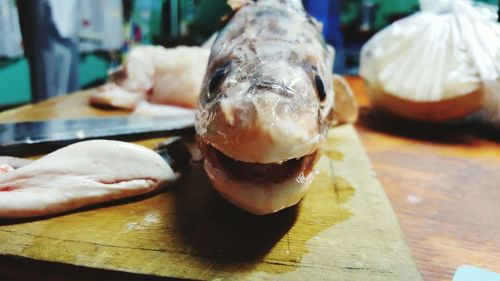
[0,140,175,219]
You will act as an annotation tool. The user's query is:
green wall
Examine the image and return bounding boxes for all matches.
[79,54,111,87]
[0,54,111,107]
[0,58,31,107]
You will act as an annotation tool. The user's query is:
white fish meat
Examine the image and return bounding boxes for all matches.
[90,45,210,110]
[89,82,144,110]
[0,140,175,219]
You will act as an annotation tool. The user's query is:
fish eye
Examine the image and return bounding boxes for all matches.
[206,63,230,102]
[314,75,326,102]
[209,68,226,93]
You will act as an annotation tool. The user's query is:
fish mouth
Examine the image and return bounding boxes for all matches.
[203,144,318,184]
[198,141,319,215]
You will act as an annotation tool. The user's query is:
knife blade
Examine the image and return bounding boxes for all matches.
[0,114,195,156]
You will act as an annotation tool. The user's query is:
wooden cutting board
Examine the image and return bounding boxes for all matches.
[0,92,422,280]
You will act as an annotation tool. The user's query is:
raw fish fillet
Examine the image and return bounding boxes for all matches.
[90,46,210,110]
[0,156,33,169]
[89,83,145,110]
[0,140,175,219]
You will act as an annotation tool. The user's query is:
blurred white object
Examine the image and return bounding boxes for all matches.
[132,101,196,116]
[121,45,210,108]
[360,0,500,123]
[90,45,210,109]
[48,0,81,39]
[0,0,23,58]
[79,0,124,52]
[89,82,144,110]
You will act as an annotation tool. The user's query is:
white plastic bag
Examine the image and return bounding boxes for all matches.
[360,0,500,122]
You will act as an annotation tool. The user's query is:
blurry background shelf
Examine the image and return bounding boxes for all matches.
[1,0,498,108]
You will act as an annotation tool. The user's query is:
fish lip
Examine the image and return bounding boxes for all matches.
[199,141,318,184]
[199,140,319,215]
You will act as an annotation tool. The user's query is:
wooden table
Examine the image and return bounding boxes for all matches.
[347,77,500,281]
[0,82,423,280]
[0,77,498,281]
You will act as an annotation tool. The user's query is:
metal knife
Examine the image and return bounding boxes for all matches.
[0,114,195,156]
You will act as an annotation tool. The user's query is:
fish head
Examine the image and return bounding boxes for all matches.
[196,41,334,164]
[194,0,340,215]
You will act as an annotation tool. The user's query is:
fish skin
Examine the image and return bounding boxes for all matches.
[196,0,335,164]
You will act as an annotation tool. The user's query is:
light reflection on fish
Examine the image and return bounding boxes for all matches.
[195,0,343,215]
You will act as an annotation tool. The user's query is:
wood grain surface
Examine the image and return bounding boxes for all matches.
[2,78,497,281]
[347,77,500,281]
[0,91,421,280]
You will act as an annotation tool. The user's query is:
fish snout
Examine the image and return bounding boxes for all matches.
[197,96,321,164]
